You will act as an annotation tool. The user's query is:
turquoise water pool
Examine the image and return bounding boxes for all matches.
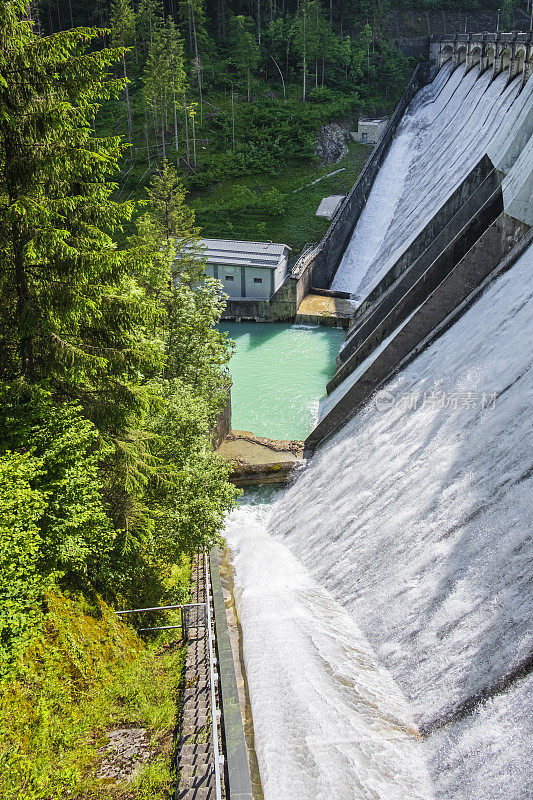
[219,322,345,441]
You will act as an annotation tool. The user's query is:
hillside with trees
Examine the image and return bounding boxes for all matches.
[30,0,522,249]
[0,4,236,796]
[0,0,524,797]
[25,0,523,249]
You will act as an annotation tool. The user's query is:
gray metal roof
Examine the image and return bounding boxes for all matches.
[197,238,290,270]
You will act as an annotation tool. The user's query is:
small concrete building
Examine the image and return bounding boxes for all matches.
[201,238,291,300]
[353,118,388,145]
[316,195,346,221]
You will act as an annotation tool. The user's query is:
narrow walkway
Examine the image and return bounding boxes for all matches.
[176,556,223,800]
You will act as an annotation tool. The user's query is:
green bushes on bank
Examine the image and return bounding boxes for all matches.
[0,585,189,800]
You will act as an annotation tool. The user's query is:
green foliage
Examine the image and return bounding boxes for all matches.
[0,392,115,588]
[0,452,46,672]
[0,2,159,433]
[307,85,335,103]
[146,382,236,558]
[230,15,260,101]
[0,588,187,800]
[143,159,199,244]
[0,4,236,679]
[143,16,187,159]
[109,0,136,49]
[192,140,370,250]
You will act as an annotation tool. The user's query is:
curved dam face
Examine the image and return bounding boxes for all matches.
[331,61,523,300]
[225,61,532,800]
[227,241,532,800]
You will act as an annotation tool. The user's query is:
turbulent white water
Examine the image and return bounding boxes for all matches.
[226,241,533,800]
[331,63,522,299]
[224,61,532,800]
[226,503,432,800]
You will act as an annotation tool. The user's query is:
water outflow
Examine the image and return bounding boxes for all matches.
[331,63,522,299]
[225,502,432,800]
[226,242,533,800]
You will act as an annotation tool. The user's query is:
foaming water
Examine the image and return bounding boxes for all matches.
[332,64,522,298]
[225,501,432,800]
[227,244,533,799]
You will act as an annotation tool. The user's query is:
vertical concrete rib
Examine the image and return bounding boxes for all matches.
[209,549,254,800]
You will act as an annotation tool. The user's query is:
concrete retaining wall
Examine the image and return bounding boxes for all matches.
[341,156,496,343]
[292,63,431,296]
[209,550,254,800]
[221,271,298,322]
[333,157,501,381]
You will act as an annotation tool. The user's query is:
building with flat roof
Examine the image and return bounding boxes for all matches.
[200,238,291,300]
[352,118,388,145]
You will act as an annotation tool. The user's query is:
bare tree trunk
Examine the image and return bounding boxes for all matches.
[144,118,151,166]
[173,83,180,167]
[13,229,35,381]
[183,100,190,165]
[122,56,133,146]
[231,85,236,149]
[271,56,286,101]
[190,6,203,125]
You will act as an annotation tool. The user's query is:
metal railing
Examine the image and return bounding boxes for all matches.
[205,551,223,800]
[115,553,224,800]
[116,601,206,637]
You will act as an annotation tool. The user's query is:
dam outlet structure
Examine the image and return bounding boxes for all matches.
[221,35,533,800]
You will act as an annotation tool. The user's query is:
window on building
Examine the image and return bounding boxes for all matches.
[253,277,263,284]
[225,275,234,281]
[361,132,368,144]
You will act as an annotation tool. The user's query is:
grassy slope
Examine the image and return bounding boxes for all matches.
[0,559,190,800]
[190,139,373,251]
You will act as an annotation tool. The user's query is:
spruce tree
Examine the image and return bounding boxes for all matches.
[143,17,187,160]
[230,15,260,102]
[0,1,159,433]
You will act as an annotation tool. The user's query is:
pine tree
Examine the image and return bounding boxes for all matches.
[230,15,260,102]
[0,0,159,433]
[143,17,187,161]
[109,0,136,143]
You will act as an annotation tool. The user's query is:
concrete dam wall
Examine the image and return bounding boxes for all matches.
[225,237,532,800]
[310,50,533,448]
[223,39,532,800]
